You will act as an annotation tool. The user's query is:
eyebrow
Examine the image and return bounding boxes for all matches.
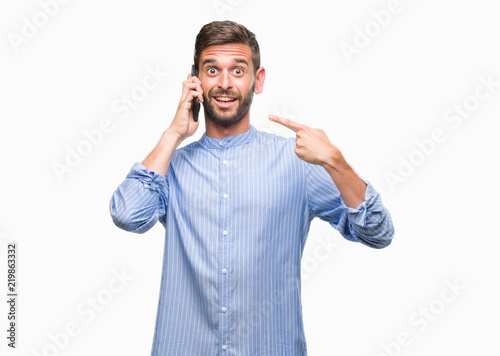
[201,58,249,67]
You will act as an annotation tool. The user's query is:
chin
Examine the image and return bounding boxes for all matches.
[208,115,244,126]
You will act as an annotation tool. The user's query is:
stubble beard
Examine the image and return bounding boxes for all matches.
[202,83,255,126]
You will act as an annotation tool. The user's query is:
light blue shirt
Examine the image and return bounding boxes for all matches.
[109,125,394,356]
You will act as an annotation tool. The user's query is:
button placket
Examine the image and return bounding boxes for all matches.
[219,152,231,353]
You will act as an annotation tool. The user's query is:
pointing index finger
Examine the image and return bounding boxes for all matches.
[268,115,303,133]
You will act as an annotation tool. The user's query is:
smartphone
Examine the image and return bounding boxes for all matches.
[191,64,200,122]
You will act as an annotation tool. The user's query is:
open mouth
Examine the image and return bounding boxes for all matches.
[213,96,237,108]
[214,96,237,103]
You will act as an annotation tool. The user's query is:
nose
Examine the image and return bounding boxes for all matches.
[217,70,232,91]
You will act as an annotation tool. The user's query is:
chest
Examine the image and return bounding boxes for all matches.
[170,146,305,222]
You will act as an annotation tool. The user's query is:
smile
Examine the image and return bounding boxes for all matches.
[214,96,237,102]
[213,96,237,108]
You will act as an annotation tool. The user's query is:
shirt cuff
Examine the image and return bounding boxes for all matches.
[339,179,382,228]
[126,162,168,194]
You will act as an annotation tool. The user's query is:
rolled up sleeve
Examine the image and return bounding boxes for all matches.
[336,179,394,248]
[305,162,394,249]
[109,162,169,233]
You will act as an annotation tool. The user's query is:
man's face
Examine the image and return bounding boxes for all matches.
[198,44,260,125]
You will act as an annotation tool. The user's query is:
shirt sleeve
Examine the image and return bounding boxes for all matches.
[304,161,394,249]
[109,162,169,234]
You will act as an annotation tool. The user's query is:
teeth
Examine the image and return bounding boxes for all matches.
[215,97,235,102]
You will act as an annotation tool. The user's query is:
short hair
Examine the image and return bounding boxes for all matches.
[194,21,261,74]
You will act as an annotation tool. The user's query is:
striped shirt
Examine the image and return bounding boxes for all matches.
[109,125,394,356]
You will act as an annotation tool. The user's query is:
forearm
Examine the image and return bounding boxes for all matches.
[323,149,394,247]
[305,153,394,249]
[321,148,367,209]
[142,128,183,176]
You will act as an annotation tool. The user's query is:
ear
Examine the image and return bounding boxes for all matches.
[253,67,266,94]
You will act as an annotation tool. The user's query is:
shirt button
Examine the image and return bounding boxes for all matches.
[223,231,228,236]
[222,268,227,274]
[222,345,228,351]
[219,141,223,146]
[223,193,228,199]
[222,307,228,313]
[223,160,228,165]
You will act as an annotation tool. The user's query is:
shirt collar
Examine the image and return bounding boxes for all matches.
[199,125,256,149]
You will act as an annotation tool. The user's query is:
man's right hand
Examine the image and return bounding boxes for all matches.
[141,74,204,176]
[168,73,204,141]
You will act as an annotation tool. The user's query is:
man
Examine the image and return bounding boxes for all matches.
[110,20,394,356]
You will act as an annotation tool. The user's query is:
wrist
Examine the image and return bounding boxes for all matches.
[321,146,346,172]
[163,127,184,148]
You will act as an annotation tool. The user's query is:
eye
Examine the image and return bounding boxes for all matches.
[207,67,218,75]
[234,68,243,75]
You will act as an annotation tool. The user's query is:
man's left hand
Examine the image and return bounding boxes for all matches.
[268,115,344,170]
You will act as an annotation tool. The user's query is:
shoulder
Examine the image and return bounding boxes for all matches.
[252,128,304,171]
[170,139,202,162]
[253,127,296,149]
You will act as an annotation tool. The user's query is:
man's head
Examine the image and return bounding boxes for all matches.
[194,21,265,126]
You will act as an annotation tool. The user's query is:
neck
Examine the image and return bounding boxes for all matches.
[204,112,251,138]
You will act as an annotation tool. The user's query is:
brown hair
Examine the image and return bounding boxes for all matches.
[194,21,261,74]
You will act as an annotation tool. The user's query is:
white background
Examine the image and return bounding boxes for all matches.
[1,0,499,355]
